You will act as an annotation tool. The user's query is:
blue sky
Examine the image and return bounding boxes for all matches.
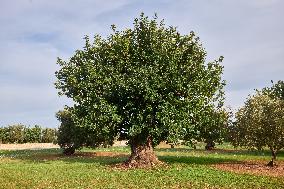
[1,0,283,128]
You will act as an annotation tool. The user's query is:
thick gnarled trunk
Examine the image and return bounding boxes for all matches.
[125,137,160,168]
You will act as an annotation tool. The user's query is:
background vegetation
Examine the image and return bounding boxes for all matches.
[0,124,57,144]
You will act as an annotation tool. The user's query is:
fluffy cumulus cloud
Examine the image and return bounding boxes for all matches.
[0,0,283,127]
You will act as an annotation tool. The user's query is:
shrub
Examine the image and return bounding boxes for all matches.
[0,127,10,144]
[24,125,42,143]
[41,128,57,143]
[56,108,84,155]
[7,124,25,143]
[0,128,4,143]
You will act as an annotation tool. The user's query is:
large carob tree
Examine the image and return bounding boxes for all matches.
[55,13,225,167]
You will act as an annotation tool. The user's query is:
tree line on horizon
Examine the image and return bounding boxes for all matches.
[0,124,57,144]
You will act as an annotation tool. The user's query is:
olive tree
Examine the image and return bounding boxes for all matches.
[55,13,225,167]
[233,81,284,166]
[195,108,230,150]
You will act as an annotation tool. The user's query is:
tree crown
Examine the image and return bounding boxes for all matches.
[233,81,284,157]
[55,13,225,147]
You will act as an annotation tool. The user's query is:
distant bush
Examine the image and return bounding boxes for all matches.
[24,125,42,143]
[0,124,57,144]
[41,128,57,143]
[0,127,9,143]
[56,108,81,155]
[6,124,25,143]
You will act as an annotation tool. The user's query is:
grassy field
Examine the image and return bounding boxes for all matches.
[0,144,284,189]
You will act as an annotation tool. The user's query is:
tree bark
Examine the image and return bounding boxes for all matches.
[267,148,277,167]
[63,145,75,155]
[125,137,160,168]
[205,140,215,150]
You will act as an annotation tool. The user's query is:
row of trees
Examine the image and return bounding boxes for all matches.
[55,13,284,167]
[0,124,57,144]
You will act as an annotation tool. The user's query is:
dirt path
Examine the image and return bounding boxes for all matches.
[0,143,59,150]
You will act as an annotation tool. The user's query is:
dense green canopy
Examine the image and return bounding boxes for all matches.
[55,13,225,165]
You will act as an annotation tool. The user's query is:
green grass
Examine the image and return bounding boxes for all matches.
[0,144,283,189]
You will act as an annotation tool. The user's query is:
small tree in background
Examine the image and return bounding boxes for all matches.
[56,108,82,155]
[55,13,225,167]
[198,108,230,150]
[181,107,231,150]
[233,81,284,166]
[56,108,107,155]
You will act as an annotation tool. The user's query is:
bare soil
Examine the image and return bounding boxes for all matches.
[0,143,59,150]
[0,141,128,151]
[76,151,128,158]
[213,160,284,177]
